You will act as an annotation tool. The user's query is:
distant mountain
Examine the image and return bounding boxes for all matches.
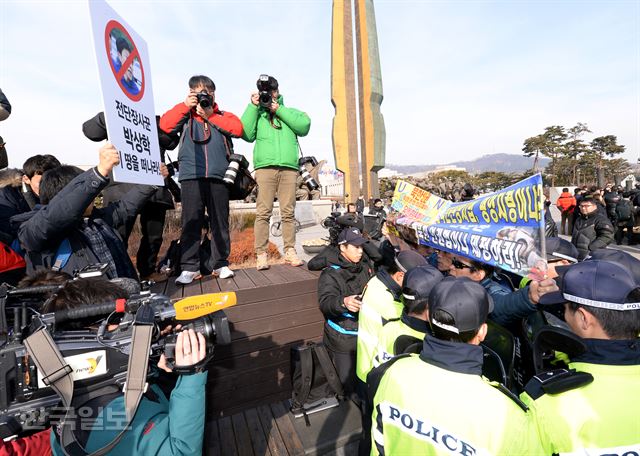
[386,153,550,175]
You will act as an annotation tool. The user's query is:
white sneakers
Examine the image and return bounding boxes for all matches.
[175,267,234,284]
[214,266,235,279]
[175,270,202,285]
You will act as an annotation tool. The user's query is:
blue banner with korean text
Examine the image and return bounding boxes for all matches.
[391,174,546,279]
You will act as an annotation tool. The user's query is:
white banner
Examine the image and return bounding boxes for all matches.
[88,0,163,185]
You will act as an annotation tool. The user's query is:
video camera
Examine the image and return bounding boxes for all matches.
[0,275,235,440]
[322,209,387,243]
[321,212,364,245]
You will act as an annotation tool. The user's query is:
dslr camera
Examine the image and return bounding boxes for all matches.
[196,91,213,109]
[223,154,250,185]
[298,156,320,192]
[257,74,278,109]
[0,274,235,440]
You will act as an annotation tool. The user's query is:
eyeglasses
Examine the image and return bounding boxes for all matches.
[451,258,475,271]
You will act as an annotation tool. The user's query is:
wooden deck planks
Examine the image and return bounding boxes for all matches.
[231,412,256,456]
[244,407,272,456]
[201,275,222,293]
[218,416,239,456]
[270,401,306,456]
[257,404,289,456]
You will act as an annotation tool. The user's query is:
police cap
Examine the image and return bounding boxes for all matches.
[428,277,494,334]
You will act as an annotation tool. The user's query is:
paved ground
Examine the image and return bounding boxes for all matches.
[269,222,330,262]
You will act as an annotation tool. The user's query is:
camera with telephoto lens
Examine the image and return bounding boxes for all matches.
[223,154,250,185]
[196,91,213,109]
[0,274,234,440]
[257,74,277,109]
[298,156,320,191]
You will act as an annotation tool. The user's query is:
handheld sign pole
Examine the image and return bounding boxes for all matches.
[88,0,163,186]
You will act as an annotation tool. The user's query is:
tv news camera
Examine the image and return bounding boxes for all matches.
[0,272,236,442]
[321,210,386,243]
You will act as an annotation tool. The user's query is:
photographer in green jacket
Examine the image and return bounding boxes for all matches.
[241,75,311,271]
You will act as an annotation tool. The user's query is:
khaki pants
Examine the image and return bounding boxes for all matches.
[255,167,298,254]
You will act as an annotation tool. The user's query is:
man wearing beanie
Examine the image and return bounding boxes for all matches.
[368,277,543,455]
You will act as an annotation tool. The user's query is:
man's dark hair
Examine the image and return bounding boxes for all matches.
[467,258,494,279]
[22,154,61,179]
[567,289,640,339]
[42,278,129,328]
[402,294,429,315]
[430,309,479,343]
[347,203,356,212]
[116,37,131,54]
[188,75,215,92]
[18,270,72,289]
[39,165,83,204]
[579,196,596,206]
[562,187,569,193]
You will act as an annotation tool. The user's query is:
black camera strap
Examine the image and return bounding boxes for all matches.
[24,306,155,456]
[296,138,304,159]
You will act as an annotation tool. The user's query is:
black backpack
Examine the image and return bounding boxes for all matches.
[616,199,632,222]
[290,342,344,425]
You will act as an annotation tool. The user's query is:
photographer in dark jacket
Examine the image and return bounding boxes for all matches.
[571,196,615,260]
[317,227,373,397]
[160,75,243,284]
[13,144,159,279]
[82,112,179,281]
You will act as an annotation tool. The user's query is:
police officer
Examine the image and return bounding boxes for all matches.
[355,250,427,385]
[317,227,373,398]
[368,277,543,455]
[373,265,443,367]
[359,265,443,456]
[521,260,640,454]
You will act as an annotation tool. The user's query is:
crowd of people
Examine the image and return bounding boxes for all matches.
[314,221,639,454]
[0,77,310,288]
[556,183,640,260]
[0,79,311,455]
[0,81,638,454]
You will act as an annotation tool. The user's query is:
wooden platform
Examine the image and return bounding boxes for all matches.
[151,264,324,417]
[205,399,361,456]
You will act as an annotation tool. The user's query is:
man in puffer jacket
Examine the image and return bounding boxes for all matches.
[160,75,243,284]
[317,228,373,398]
[241,75,311,271]
[556,187,576,235]
[572,196,615,260]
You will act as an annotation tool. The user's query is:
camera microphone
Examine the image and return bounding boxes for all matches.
[109,277,142,296]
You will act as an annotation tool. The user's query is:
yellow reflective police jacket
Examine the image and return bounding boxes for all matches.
[356,271,403,382]
[373,312,429,368]
[520,338,640,455]
[370,335,544,456]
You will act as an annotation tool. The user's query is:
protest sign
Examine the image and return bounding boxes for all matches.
[391,180,451,224]
[89,0,163,185]
[391,174,546,278]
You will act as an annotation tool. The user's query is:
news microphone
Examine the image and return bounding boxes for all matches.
[173,292,237,320]
[52,292,237,324]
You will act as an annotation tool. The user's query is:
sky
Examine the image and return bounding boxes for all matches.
[0,0,638,170]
